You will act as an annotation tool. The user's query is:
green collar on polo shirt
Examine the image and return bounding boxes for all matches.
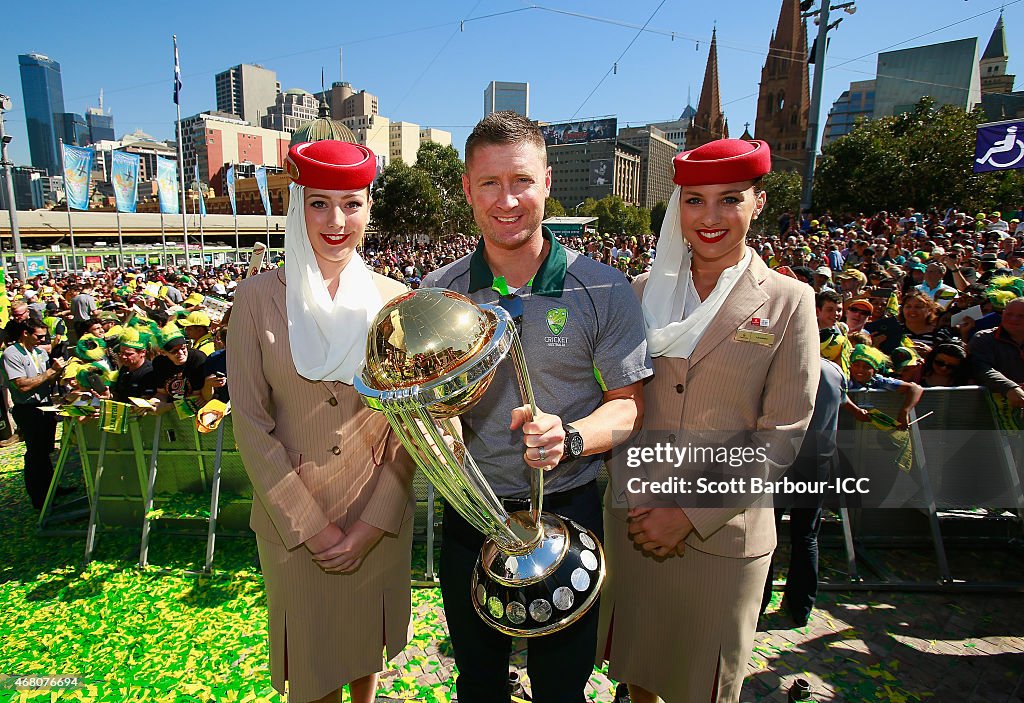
[468,226,568,297]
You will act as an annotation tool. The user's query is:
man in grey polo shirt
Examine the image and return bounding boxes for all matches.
[423,111,652,703]
[2,318,65,509]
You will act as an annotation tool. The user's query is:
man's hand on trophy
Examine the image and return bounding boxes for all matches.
[511,405,565,470]
[627,507,694,558]
[312,520,385,574]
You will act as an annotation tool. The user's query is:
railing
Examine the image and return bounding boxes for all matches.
[40,410,438,578]
[38,386,1023,589]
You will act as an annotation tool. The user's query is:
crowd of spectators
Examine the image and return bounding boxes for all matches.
[1,203,1021,447]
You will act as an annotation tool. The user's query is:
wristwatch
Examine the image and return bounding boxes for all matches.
[562,423,584,462]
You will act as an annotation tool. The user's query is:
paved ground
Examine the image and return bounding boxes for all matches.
[387,532,1024,703]
[12,433,1023,702]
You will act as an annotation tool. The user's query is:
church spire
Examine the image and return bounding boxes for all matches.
[754,0,810,172]
[983,12,1008,61]
[981,12,1014,95]
[685,28,728,150]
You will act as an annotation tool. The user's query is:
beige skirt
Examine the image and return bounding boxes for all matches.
[597,506,770,703]
[256,515,413,703]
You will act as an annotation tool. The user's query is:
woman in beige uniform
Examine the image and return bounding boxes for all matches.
[229,140,413,703]
[599,139,819,702]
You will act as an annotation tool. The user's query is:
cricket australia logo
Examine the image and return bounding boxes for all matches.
[545,307,568,347]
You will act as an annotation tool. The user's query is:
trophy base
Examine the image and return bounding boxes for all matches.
[471,512,606,637]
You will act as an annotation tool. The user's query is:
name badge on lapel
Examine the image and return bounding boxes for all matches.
[734,329,775,346]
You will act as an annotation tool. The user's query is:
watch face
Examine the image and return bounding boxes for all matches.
[567,432,584,457]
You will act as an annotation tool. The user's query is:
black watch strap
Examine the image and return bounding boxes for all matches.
[563,423,584,461]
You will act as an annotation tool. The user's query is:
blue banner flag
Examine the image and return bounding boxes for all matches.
[111,151,140,213]
[194,163,206,216]
[974,119,1024,173]
[255,166,271,215]
[173,36,182,105]
[226,165,236,216]
[156,156,180,214]
[61,144,93,210]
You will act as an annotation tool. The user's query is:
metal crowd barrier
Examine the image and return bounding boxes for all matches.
[40,411,438,577]
[38,387,1022,588]
[824,386,1024,591]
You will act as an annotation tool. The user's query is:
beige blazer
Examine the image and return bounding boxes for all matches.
[228,268,416,699]
[612,252,819,558]
[231,268,413,548]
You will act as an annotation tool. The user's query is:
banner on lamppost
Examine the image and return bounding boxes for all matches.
[156,156,180,214]
[226,165,237,216]
[255,166,271,215]
[61,144,93,210]
[111,151,140,213]
[974,119,1024,173]
[194,163,206,216]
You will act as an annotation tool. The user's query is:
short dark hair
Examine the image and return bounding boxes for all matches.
[15,318,47,337]
[465,112,546,166]
[816,289,842,309]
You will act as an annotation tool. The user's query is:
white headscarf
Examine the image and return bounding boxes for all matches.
[284,183,382,384]
[642,186,752,359]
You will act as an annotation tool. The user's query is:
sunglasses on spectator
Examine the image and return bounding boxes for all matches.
[847,309,869,316]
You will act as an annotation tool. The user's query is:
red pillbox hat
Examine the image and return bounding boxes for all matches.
[673,139,771,186]
[285,140,377,190]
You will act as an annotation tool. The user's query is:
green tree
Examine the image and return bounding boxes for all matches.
[414,142,476,238]
[757,170,803,236]
[624,203,651,237]
[577,195,649,236]
[650,200,668,235]
[813,96,1024,214]
[544,197,566,218]
[371,160,442,239]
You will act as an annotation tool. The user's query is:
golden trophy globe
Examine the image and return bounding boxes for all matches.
[355,288,605,636]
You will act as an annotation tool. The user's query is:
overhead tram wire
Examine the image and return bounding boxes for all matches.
[826,0,1022,76]
[569,0,670,120]
[48,8,528,111]
[354,0,488,150]
[20,4,927,108]
[16,2,1023,129]
[385,0,486,118]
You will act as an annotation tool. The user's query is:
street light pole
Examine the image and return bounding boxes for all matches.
[800,2,856,214]
[0,95,27,282]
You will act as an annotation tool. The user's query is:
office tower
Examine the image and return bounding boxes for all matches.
[484,81,529,117]
[214,64,281,125]
[18,52,66,175]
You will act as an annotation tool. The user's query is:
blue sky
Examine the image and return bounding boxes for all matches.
[1,0,1020,167]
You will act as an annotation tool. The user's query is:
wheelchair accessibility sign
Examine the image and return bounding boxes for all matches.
[974,119,1024,172]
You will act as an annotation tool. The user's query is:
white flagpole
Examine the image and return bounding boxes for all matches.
[60,139,78,273]
[173,34,189,271]
[160,212,167,264]
[198,182,206,265]
[115,208,125,269]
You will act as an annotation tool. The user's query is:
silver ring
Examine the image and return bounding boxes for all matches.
[538,446,547,461]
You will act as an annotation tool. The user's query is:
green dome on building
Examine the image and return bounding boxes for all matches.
[290,97,357,146]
